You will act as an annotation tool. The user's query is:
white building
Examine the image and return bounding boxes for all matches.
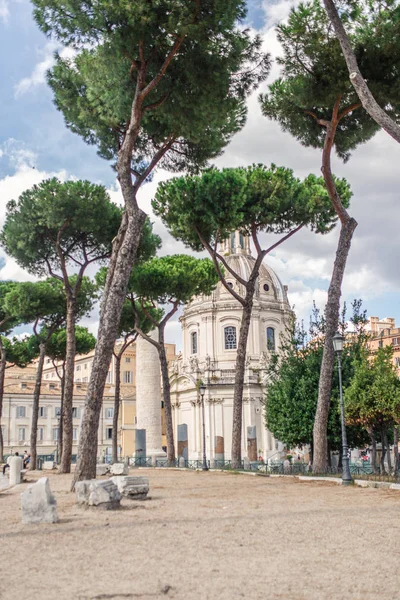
[169,232,292,462]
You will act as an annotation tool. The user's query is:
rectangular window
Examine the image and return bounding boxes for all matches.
[267,327,276,352]
[53,428,59,441]
[106,408,114,419]
[18,427,26,441]
[37,427,44,442]
[17,406,26,418]
[72,407,80,419]
[395,357,400,367]
[106,371,113,384]
[106,427,113,440]
[76,365,81,372]
[84,363,87,370]
[123,371,133,384]
[82,377,88,382]
[191,331,198,355]
[125,356,131,363]
[38,407,47,418]
[224,326,237,350]
[72,428,78,441]
[392,338,400,346]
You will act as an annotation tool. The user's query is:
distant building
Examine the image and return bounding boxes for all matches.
[2,340,176,459]
[367,316,400,375]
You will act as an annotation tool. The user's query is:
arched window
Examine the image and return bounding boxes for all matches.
[224,326,237,350]
[191,331,198,355]
[239,233,244,249]
[267,327,275,351]
[230,232,235,251]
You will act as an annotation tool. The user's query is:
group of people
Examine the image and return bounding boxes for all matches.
[2,450,31,475]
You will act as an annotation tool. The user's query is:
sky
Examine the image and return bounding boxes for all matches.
[1,0,400,350]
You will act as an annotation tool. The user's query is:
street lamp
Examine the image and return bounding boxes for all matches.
[199,383,208,471]
[332,331,352,485]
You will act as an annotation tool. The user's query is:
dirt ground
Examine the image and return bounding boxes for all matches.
[1,469,400,600]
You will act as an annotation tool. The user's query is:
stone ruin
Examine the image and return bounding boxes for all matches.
[21,477,58,524]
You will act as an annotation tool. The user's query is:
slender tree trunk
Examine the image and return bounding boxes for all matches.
[380,428,386,474]
[313,220,357,472]
[231,284,255,469]
[59,297,77,474]
[394,426,399,475]
[367,426,377,473]
[30,342,46,471]
[58,372,65,464]
[313,106,358,473]
[0,344,6,463]
[73,208,146,487]
[112,354,121,464]
[322,0,400,144]
[159,327,175,463]
[384,429,392,473]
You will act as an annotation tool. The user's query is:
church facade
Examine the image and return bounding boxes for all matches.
[168,232,292,462]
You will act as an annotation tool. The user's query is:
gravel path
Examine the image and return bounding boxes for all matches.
[1,469,399,600]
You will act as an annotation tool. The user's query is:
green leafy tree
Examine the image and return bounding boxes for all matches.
[129,255,219,462]
[153,164,349,467]
[265,302,369,466]
[259,0,400,472]
[1,179,119,473]
[4,280,68,469]
[345,346,400,473]
[322,0,400,143]
[31,0,271,483]
[44,326,96,462]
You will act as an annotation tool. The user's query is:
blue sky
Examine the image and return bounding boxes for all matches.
[1,0,400,347]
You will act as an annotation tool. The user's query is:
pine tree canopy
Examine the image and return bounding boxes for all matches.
[260,0,400,161]
[32,0,270,170]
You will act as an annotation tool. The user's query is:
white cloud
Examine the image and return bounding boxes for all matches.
[14,43,76,98]
[0,0,9,22]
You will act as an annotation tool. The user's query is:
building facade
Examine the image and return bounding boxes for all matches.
[367,316,400,375]
[168,231,292,462]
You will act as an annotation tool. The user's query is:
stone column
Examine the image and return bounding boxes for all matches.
[10,455,23,485]
[136,333,166,459]
[247,425,257,463]
[135,429,146,460]
[177,424,188,460]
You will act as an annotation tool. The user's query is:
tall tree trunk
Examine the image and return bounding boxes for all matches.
[73,208,146,487]
[313,219,357,472]
[112,354,121,464]
[367,426,377,473]
[394,426,399,475]
[159,327,175,463]
[58,371,65,464]
[30,342,46,471]
[59,297,77,473]
[384,429,392,473]
[0,343,6,463]
[231,284,255,469]
[380,428,386,474]
[313,105,358,473]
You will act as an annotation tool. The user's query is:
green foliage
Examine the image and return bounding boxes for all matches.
[32,1,270,169]
[260,0,400,161]
[153,164,351,251]
[2,336,38,368]
[44,326,96,363]
[1,178,122,277]
[345,346,400,429]
[3,280,67,332]
[0,281,21,334]
[265,303,369,450]
[129,255,219,305]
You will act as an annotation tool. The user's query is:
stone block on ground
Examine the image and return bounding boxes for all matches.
[75,479,121,509]
[96,464,110,476]
[111,475,149,500]
[21,477,58,524]
[42,461,56,471]
[10,456,23,485]
[110,462,129,476]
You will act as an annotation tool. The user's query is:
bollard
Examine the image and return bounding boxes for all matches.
[10,455,23,485]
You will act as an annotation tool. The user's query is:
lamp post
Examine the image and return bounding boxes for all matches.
[332,331,352,485]
[199,383,208,471]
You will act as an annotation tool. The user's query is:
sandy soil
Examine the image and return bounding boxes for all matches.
[1,469,400,600]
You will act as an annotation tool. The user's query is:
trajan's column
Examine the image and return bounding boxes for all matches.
[135,331,166,458]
